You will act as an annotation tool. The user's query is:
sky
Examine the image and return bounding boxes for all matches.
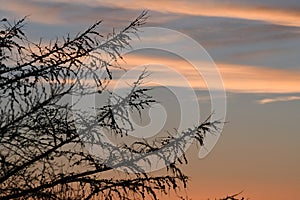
[1,0,300,199]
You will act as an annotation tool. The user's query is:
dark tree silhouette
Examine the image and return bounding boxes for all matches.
[0,12,232,200]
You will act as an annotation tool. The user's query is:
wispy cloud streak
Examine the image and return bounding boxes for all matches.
[257,96,300,104]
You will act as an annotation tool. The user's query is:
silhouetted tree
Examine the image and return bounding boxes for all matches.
[0,12,221,200]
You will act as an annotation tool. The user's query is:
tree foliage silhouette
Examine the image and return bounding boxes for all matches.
[0,12,226,200]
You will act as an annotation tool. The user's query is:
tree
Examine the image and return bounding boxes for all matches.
[0,12,229,200]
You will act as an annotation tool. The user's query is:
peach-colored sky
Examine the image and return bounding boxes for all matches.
[118,53,300,94]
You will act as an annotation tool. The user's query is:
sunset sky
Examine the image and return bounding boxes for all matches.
[1,0,300,199]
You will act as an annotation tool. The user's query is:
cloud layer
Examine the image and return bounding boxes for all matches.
[118,53,300,93]
[1,0,299,94]
[3,0,300,27]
